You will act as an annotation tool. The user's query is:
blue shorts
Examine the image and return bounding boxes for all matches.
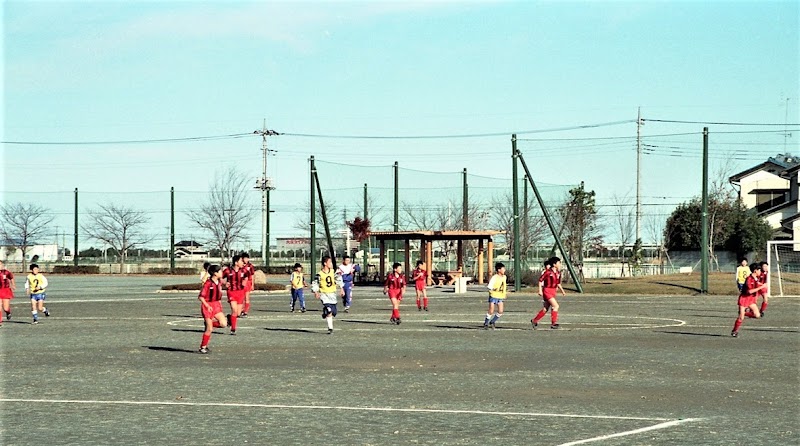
[737,283,744,292]
[322,303,337,319]
[30,293,46,301]
[487,297,505,304]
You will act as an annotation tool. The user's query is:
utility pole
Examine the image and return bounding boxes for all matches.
[254,120,278,268]
[636,107,643,243]
[700,127,709,294]
[511,135,521,292]
[74,188,79,266]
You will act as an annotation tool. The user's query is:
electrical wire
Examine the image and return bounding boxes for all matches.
[644,119,799,126]
[1,133,257,146]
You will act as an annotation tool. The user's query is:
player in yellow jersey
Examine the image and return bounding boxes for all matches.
[25,264,50,324]
[483,263,507,330]
[735,258,749,293]
[289,263,307,313]
[312,256,344,334]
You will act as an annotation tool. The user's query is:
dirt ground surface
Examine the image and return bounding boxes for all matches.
[1,276,798,445]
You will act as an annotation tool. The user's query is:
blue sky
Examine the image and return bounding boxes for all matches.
[3,1,798,249]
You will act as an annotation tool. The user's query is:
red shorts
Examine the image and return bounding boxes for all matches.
[738,295,757,308]
[388,290,403,300]
[415,281,425,292]
[201,301,223,319]
[227,289,245,304]
[542,289,557,301]
[0,288,13,300]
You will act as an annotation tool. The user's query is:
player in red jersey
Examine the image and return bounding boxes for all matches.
[240,252,256,317]
[532,256,566,330]
[732,263,766,337]
[412,260,428,311]
[0,260,16,325]
[757,261,770,316]
[383,262,406,325]
[198,264,227,353]
[222,255,248,335]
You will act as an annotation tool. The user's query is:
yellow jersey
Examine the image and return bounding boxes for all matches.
[488,274,507,299]
[26,273,48,294]
[736,266,749,284]
[317,269,337,293]
[290,271,304,289]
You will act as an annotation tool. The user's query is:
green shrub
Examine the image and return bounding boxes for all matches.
[53,265,100,274]
[161,282,286,291]
[148,267,197,275]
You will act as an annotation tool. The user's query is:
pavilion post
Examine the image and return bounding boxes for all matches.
[379,239,386,280]
[478,239,485,284]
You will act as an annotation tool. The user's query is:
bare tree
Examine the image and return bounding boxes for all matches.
[490,193,549,263]
[610,193,635,275]
[0,203,55,271]
[188,168,255,263]
[645,213,667,272]
[83,203,152,269]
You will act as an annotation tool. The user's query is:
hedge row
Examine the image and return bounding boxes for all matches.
[53,265,100,274]
[148,267,198,275]
[161,282,286,291]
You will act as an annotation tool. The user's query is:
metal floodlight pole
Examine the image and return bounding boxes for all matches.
[74,188,79,266]
[393,161,399,263]
[314,171,337,270]
[310,156,317,280]
[170,187,175,273]
[363,183,369,279]
[512,135,521,291]
[517,150,584,293]
[700,127,710,294]
[462,168,469,230]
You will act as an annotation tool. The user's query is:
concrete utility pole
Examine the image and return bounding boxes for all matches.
[636,107,643,243]
[254,120,278,268]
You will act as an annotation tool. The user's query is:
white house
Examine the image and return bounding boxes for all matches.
[729,154,799,240]
[174,240,209,260]
[0,244,59,262]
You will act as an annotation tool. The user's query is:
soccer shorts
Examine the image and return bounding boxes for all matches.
[542,289,557,300]
[30,293,46,301]
[487,297,505,304]
[227,289,245,304]
[201,301,224,319]
[737,282,744,292]
[415,281,425,292]
[0,288,13,299]
[322,303,337,318]
[387,290,403,300]
[738,295,757,308]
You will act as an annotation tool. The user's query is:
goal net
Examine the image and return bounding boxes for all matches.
[767,241,800,297]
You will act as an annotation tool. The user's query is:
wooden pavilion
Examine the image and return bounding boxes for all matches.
[368,230,503,285]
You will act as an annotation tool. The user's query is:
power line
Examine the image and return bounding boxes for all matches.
[643,118,800,126]
[278,120,635,140]
[1,133,257,146]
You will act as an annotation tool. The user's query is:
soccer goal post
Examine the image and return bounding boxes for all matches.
[766,240,800,297]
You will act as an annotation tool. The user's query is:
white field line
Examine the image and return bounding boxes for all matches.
[0,398,671,422]
[557,418,703,446]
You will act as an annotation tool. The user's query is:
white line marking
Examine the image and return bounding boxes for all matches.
[557,418,703,445]
[0,398,670,421]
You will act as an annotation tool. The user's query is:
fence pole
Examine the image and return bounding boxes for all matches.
[74,188,79,266]
[700,127,709,293]
[170,187,175,273]
[512,135,521,291]
[310,156,317,280]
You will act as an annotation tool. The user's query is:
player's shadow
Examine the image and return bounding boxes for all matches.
[687,314,730,319]
[144,346,198,354]
[656,330,725,338]
[340,319,393,326]
[264,327,317,334]
[747,328,799,333]
[162,314,198,318]
[171,328,206,333]
[433,324,486,330]
[1,320,35,325]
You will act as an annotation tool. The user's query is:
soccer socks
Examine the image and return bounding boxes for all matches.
[533,309,547,323]
[201,333,211,348]
[230,314,238,331]
[244,303,251,313]
[760,302,768,313]
[416,299,421,309]
[733,318,743,333]
[391,308,400,319]
[326,316,334,330]
[212,319,222,328]
[551,311,559,325]
[423,297,429,308]
[744,310,758,319]
[32,310,38,321]
[484,313,492,325]
[490,313,502,324]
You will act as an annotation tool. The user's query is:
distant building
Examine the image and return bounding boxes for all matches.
[0,243,59,262]
[174,240,209,259]
[730,154,799,240]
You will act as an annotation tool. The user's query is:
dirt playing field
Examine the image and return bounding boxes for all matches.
[1,276,798,445]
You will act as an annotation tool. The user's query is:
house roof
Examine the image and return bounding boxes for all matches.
[174,240,203,247]
[729,155,800,183]
[368,230,503,241]
[748,188,789,194]
[781,163,800,177]
[757,199,796,217]
[781,212,800,225]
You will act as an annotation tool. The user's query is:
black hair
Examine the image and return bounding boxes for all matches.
[232,254,242,264]
[321,256,331,266]
[207,264,221,276]
[749,263,761,273]
[203,262,211,271]
[241,252,250,259]
[416,260,424,266]
[740,257,748,263]
[293,262,302,269]
[495,262,505,271]
[29,263,39,271]
[549,256,561,265]
[543,259,551,268]
[760,261,769,267]
[342,255,350,260]
[392,262,402,270]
